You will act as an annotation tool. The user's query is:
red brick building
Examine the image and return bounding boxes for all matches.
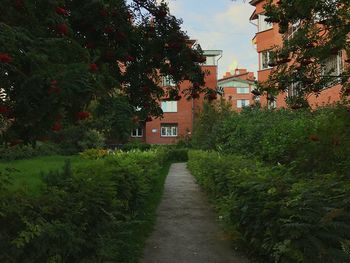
[131,47,222,144]
[218,69,257,111]
[249,0,345,108]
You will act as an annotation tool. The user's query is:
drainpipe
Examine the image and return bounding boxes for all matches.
[216,51,223,97]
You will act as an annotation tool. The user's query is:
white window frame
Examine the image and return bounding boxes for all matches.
[287,82,301,97]
[161,101,177,113]
[131,127,143,138]
[268,100,277,109]
[236,87,250,94]
[285,20,301,40]
[321,51,343,87]
[162,75,176,87]
[258,14,273,32]
[260,50,272,70]
[237,99,250,108]
[161,124,178,137]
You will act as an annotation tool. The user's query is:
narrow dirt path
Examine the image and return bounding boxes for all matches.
[140,163,249,263]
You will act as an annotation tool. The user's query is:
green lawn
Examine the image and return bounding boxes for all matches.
[0,155,86,194]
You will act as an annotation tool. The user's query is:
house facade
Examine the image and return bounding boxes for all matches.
[131,48,222,144]
[249,0,345,108]
[218,69,257,111]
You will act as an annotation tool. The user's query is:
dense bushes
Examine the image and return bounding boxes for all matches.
[0,142,61,161]
[188,150,350,263]
[153,145,189,162]
[53,125,106,155]
[193,104,350,174]
[190,103,350,262]
[0,149,172,262]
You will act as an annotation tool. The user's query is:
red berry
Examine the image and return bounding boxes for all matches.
[52,122,62,131]
[75,111,91,120]
[90,63,98,72]
[0,53,13,63]
[55,7,69,16]
[56,23,69,35]
[0,106,9,115]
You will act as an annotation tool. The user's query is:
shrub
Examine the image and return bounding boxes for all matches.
[192,103,350,175]
[188,150,350,263]
[54,125,106,155]
[191,101,231,150]
[0,142,61,161]
[154,146,189,163]
[80,148,109,159]
[0,149,169,262]
[77,129,105,151]
[122,140,151,151]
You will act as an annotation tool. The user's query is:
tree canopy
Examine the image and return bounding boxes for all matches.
[262,0,350,107]
[0,0,206,143]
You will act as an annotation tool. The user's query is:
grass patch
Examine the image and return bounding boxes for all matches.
[118,162,171,263]
[0,155,85,194]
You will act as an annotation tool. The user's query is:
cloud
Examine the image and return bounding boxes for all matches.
[165,1,258,78]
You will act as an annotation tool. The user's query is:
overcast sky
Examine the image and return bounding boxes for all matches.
[163,0,258,78]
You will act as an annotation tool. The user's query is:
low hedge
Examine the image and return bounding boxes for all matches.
[0,142,61,161]
[192,103,350,175]
[0,149,171,262]
[188,150,350,263]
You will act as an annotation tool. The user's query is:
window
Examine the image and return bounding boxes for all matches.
[131,127,143,137]
[258,14,273,32]
[237,99,250,108]
[236,87,250,94]
[260,50,272,70]
[321,52,343,76]
[161,101,177,113]
[162,76,176,87]
[161,124,178,137]
[288,82,301,97]
[268,100,277,109]
[285,21,301,40]
[321,51,343,86]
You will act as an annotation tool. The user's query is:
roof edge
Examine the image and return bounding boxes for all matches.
[249,0,263,6]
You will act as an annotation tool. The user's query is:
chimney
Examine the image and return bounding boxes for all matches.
[223,72,232,78]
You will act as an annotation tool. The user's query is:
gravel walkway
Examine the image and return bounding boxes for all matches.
[140,163,249,263]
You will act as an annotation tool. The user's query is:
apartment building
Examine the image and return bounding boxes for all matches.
[249,0,344,108]
[218,69,257,111]
[131,47,222,144]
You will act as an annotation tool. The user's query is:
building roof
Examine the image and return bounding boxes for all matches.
[249,0,264,6]
[203,50,223,57]
[250,9,258,20]
[218,74,255,85]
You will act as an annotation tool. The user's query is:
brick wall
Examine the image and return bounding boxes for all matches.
[144,65,218,144]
